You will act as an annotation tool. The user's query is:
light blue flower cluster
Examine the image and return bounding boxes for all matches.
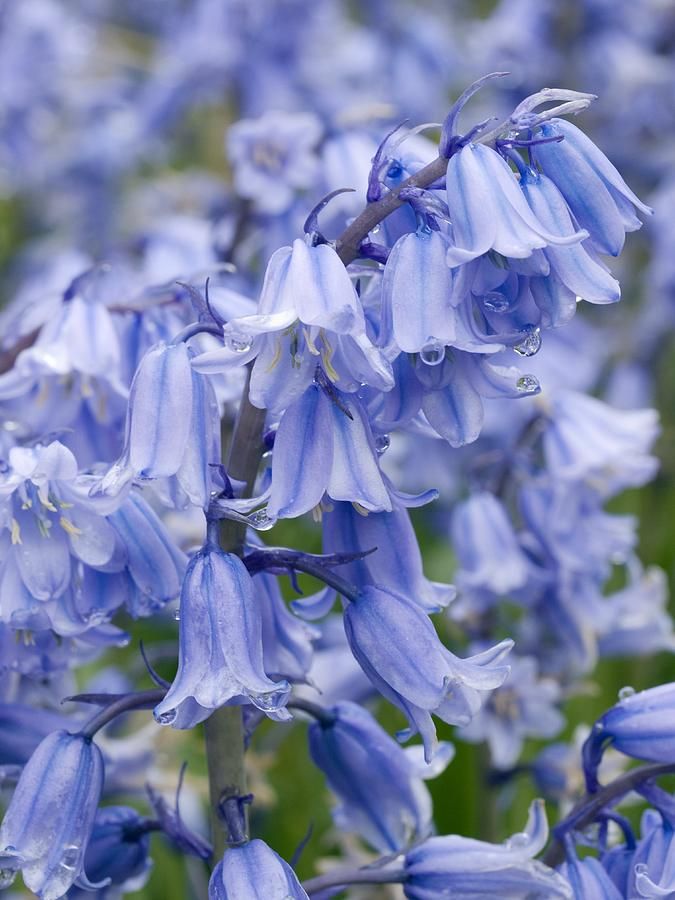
[0,2,672,898]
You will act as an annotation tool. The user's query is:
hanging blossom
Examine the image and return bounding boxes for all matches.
[0,439,186,637]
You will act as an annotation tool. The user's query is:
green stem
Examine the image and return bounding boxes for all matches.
[204,375,266,863]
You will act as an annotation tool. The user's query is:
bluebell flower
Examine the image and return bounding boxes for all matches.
[404,800,571,898]
[99,489,187,618]
[190,236,393,406]
[154,545,290,728]
[542,390,659,494]
[227,111,323,215]
[67,806,152,898]
[519,480,636,586]
[532,118,653,256]
[343,585,512,761]
[381,227,457,354]
[559,850,623,899]
[451,491,529,599]
[208,839,309,899]
[322,500,455,613]
[445,142,586,266]
[605,808,671,898]
[520,169,621,307]
[224,238,367,340]
[0,441,186,634]
[0,730,104,899]
[267,383,391,519]
[417,351,541,448]
[458,654,565,769]
[598,566,675,659]
[583,684,675,791]
[308,700,453,852]
[101,340,221,508]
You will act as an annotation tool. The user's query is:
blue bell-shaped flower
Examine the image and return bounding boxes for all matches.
[208,839,309,899]
[583,683,675,792]
[343,585,512,761]
[404,800,570,898]
[68,806,152,898]
[520,169,621,306]
[0,730,104,899]
[322,500,455,613]
[154,545,290,728]
[267,383,391,519]
[445,142,586,266]
[532,118,653,257]
[308,700,453,852]
[381,228,457,354]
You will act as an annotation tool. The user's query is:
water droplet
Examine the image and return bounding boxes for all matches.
[60,844,80,872]
[155,709,176,725]
[371,224,381,235]
[251,693,282,710]
[3,846,17,855]
[506,832,530,849]
[618,686,636,701]
[635,864,648,876]
[514,325,541,357]
[419,340,445,366]
[248,509,276,531]
[483,291,510,313]
[516,374,540,395]
[224,331,252,353]
[374,433,390,455]
[173,609,181,621]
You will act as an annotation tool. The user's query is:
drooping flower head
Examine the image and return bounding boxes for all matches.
[208,839,309,899]
[154,544,290,728]
[0,730,104,899]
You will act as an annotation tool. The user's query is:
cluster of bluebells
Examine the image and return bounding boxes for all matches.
[0,2,673,900]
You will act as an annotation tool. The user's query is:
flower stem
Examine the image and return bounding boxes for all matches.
[542,760,675,867]
[204,374,266,863]
[335,155,448,265]
[78,688,167,739]
[302,865,407,895]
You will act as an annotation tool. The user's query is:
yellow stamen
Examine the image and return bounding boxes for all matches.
[321,334,340,383]
[59,516,82,536]
[10,518,21,545]
[265,337,283,373]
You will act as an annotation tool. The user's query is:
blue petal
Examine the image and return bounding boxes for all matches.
[13,510,71,601]
[326,393,391,511]
[382,230,456,353]
[128,342,194,478]
[267,385,333,519]
[522,172,621,304]
[108,492,186,604]
[209,839,309,899]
